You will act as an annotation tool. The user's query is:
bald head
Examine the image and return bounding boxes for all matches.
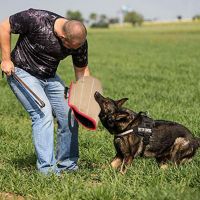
[62,20,87,45]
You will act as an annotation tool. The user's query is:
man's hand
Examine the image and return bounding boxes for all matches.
[1,60,14,76]
[74,65,90,81]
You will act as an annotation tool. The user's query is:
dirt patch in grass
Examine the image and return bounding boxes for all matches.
[0,192,25,200]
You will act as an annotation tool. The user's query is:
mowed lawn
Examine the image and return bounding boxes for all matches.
[0,22,200,200]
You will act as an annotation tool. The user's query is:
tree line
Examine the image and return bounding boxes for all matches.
[66,10,144,28]
[66,10,200,28]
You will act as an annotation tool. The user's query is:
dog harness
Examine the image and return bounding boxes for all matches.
[116,112,155,156]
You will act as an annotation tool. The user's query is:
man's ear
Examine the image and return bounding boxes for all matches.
[116,98,128,107]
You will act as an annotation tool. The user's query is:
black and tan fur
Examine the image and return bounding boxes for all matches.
[94,92,200,173]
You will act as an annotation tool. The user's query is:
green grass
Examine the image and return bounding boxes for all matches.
[0,22,200,199]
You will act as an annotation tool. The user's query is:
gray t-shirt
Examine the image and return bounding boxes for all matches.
[10,8,88,79]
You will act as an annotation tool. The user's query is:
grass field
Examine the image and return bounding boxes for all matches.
[0,22,200,200]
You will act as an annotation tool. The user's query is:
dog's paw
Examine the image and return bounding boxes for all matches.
[111,157,123,169]
[160,163,168,170]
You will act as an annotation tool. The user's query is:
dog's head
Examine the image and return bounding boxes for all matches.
[94,92,136,134]
[94,91,128,115]
[94,91,128,116]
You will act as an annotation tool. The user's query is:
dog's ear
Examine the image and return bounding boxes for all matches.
[115,112,129,121]
[116,98,128,107]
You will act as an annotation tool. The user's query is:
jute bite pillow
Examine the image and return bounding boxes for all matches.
[68,76,103,130]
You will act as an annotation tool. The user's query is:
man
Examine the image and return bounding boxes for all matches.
[0,8,90,175]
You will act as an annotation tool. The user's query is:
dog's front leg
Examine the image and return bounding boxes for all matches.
[120,156,133,174]
[111,137,124,170]
[113,137,133,173]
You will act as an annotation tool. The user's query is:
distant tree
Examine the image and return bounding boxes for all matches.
[177,15,182,21]
[124,11,144,26]
[109,17,120,24]
[66,10,84,22]
[90,21,109,28]
[89,13,97,22]
[192,14,200,21]
[90,13,109,28]
[99,14,107,22]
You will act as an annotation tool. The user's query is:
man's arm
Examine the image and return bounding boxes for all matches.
[74,65,90,81]
[0,18,14,76]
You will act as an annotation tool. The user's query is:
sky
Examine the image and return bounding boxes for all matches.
[0,0,199,21]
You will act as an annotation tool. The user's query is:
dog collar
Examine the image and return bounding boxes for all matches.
[116,129,134,137]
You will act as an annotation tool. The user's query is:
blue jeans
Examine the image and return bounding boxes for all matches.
[7,67,79,175]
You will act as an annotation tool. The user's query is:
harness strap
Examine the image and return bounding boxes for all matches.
[116,127,153,139]
[116,129,134,137]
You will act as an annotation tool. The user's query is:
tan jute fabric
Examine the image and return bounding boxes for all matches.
[68,76,103,130]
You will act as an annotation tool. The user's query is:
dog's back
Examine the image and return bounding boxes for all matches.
[138,117,200,164]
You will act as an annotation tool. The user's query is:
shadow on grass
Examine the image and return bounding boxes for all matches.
[11,153,36,171]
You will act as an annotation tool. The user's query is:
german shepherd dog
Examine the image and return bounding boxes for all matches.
[94,92,200,173]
